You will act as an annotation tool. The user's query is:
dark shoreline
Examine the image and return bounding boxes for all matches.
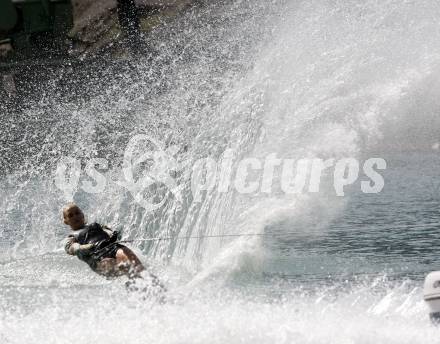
[0,0,203,104]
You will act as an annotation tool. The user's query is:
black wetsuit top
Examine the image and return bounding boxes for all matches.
[66,223,121,271]
[73,223,111,246]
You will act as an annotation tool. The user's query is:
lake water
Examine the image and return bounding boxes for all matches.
[2,0,440,342]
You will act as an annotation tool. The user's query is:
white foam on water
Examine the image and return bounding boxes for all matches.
[0,266,434,344]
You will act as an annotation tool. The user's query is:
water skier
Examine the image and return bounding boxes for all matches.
[63,203,145,278]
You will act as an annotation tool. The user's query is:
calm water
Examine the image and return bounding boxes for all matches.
[263,152,440,283]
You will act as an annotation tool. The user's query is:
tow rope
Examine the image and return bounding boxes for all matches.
[115,221,440,243]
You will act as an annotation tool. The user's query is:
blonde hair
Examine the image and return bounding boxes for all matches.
[62,203,81,217]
